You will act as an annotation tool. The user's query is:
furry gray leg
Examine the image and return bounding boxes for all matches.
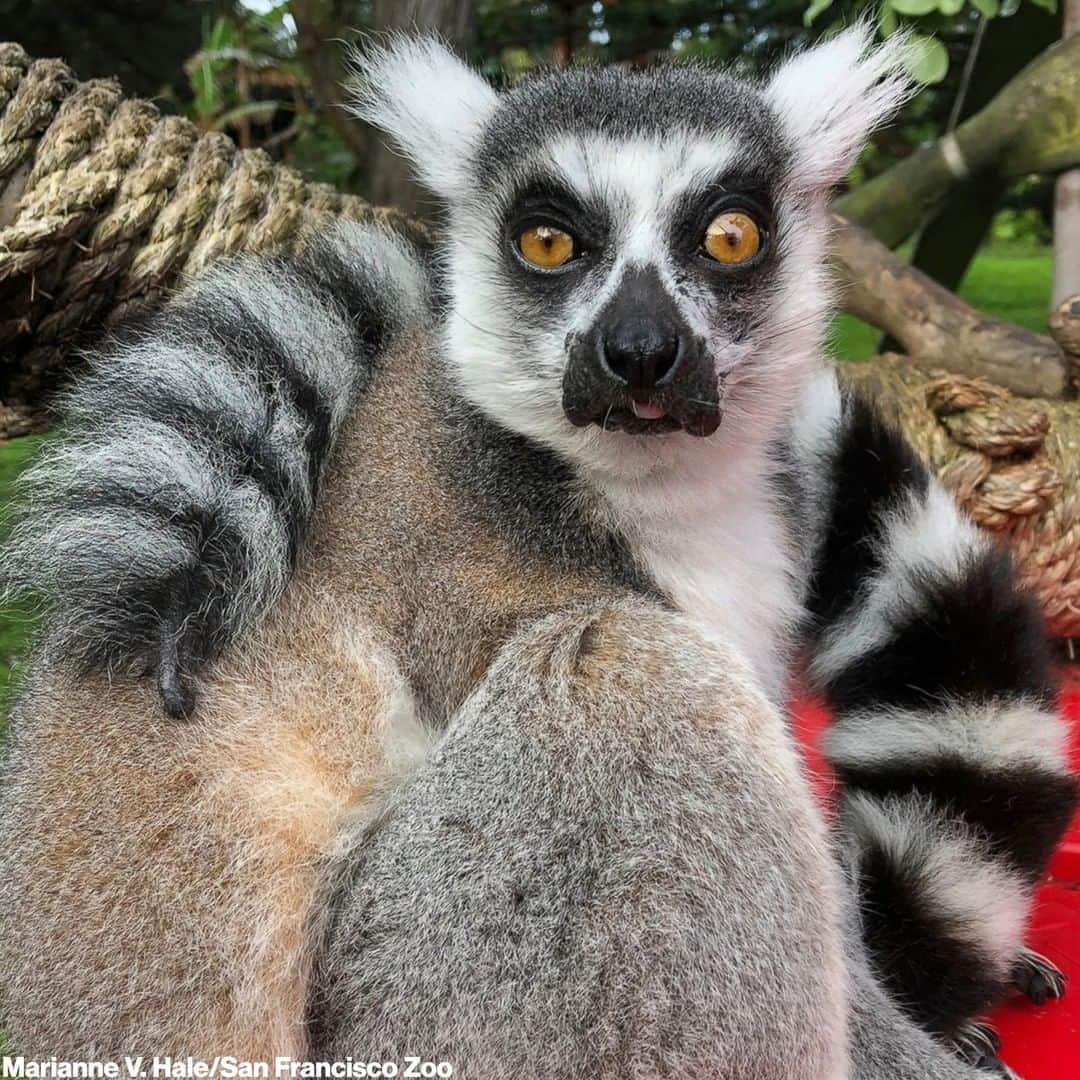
[847,933,1017,1080]
[306,600,848,1078]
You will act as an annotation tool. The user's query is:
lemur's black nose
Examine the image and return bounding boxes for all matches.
[601,319,682,391]
[562,264,721,437]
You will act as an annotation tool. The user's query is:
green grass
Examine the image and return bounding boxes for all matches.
[827,242,1054,362]
[0,437,36,1079]
[0,435,44,727]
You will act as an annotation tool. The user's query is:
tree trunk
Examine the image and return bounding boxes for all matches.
[291,0,369,187]
[832,215,1068,399]
[367,0,477,217]
[1052,0,1080,308]
[551,0,581,66]
[905,3,1060,294]
[836,33,1080,249]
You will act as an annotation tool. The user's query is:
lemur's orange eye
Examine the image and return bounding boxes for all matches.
[519,224,575,269]
[704,210,762,265]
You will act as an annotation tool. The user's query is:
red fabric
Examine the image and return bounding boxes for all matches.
[790,671,1080,1076]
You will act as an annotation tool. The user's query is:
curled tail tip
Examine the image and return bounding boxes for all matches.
[3,224,427,713]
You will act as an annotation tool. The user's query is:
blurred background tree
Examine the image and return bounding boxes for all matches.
[4,0,1077,362]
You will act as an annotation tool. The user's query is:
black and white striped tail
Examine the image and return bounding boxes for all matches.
[794,374,1079,1049]
[2,221,429,717]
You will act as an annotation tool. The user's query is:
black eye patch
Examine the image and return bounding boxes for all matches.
[499,178,613,299]
[502,177,611,258]
[668,177,779,288]
[669,177,775,258]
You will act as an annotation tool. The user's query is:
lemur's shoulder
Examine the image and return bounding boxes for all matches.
[2,221,432,717]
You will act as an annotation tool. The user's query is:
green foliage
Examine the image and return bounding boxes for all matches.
[177,2,374,191]
[0,436,44,728]
[190,16,231,122]
[905,32,949,85]
[889,0,939,17]
[185,5,305,144]
[992,206,1053,244]
[804,0,836,25]
[289,113,366,192]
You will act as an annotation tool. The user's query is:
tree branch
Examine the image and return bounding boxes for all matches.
[831,214,1069,399]
[837,34,1080,248]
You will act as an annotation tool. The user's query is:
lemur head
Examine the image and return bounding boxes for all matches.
[350,27,910,475]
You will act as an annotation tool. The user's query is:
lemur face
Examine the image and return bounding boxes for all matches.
[480,81,788,443]
[350,30,910,472]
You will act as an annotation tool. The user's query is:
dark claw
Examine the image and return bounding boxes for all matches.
[156,610,197,718]
[949,1022,1005,1072]
[1012,948,1067,1006]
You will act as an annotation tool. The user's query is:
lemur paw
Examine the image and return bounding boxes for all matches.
[947,1022,1019,1077]
[1012,947,1066,1005]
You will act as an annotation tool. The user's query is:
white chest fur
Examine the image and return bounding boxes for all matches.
[602,448,803,702]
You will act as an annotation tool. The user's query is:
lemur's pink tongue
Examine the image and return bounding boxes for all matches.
[631,400,666,420]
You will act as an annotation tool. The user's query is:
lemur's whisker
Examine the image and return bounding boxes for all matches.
[456,314,519,344]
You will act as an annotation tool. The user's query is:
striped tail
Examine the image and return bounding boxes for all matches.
[792,371,1078,1053]
[2,221,430,716]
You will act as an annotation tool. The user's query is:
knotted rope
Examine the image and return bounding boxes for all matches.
[1,41,1079,637]
[0,42,424,415]
[842,356,1080,638]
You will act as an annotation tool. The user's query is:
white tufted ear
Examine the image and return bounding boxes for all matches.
[766,24,914,192]
[347,35,499,200]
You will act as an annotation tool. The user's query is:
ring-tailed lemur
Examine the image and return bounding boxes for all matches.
[1,27,1075,1077]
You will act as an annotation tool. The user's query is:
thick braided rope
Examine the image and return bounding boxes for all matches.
[841,356,1080,639]
[0,42,423,401]
[1,41,1078,636]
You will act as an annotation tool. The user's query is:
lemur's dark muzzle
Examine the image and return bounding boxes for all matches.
[600,317,681,393]
[563,266,722,438]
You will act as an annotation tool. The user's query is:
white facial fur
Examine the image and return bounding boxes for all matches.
[349,26,912,480]
[441,130,837,480]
